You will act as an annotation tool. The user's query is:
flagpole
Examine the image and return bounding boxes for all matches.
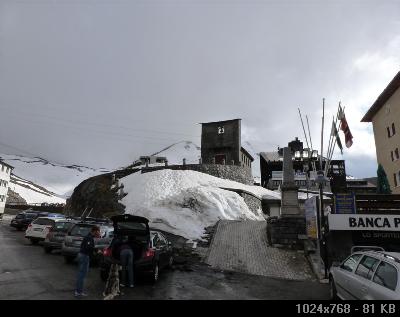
[325,104,345,177]
[326,102,341,166]
[298,108,310,149]
[306,115,317,173]
[324,102,342,176]
[320,98,325,171]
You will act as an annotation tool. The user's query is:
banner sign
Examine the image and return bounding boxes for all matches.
[305,196,318,239]
[334,193,356,214]
[328,214,400,231]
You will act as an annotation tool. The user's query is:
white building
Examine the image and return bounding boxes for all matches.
[0,160,13,216]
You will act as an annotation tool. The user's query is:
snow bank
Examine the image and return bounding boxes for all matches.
[120,169,278,241]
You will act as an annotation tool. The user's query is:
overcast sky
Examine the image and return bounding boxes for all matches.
[0,0,399,178]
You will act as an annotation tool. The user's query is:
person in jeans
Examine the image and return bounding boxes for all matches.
[75,225,101,297]
[119,236,134,288]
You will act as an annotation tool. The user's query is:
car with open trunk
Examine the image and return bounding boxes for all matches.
[99,214,174,283]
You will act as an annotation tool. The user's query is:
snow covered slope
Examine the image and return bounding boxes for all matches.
[9,175,66,204]
[120,169,278,241]
[0,153,109,204]
[151,141,201,165]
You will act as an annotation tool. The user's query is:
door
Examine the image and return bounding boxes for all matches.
[335,254,363,299]
[215,154,226,165]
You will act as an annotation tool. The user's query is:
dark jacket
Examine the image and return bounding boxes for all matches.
[80,232,95,256]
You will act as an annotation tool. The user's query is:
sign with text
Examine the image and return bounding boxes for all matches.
[334,193,356,214]
[304,196,318,239]
[328,214,400,231]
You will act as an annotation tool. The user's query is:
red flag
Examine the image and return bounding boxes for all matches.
[339,106,353,148]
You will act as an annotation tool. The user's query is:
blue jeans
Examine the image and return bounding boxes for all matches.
[76,253,90,293]
[120,249,134,286]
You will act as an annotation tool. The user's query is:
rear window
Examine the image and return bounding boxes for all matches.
[117,222,147,232]
[33,218,54,226]
[70,225,92,237]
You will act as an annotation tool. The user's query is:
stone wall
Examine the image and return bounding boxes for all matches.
[267,216,306,249]
[241,192,262,213]
[142,163,253,185]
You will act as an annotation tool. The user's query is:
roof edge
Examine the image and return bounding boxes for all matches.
[361,71,400,122]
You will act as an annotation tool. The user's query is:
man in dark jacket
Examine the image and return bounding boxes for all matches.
[75,225,101,297]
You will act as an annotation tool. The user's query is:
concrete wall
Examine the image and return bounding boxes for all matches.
[372,88,400,193]
[142,163,253,185]
[0,163,11,215]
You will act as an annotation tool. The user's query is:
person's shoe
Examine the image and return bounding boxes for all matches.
[80,292,88,297]
[129,284,134,288]
[74,291,82,297]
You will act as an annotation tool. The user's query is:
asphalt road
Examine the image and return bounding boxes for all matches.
[0,217,330,300]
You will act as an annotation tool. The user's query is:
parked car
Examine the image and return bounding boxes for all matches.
[329,248,400,300]
[10,211,39,231]
[61,220,114,264]
[42,219,79,253]
[25,216,66,244]
[99,214,174,283]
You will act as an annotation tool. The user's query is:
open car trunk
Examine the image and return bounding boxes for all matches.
[110,214,150,261]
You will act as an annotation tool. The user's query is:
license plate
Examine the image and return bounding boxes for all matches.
[34,228,43,232]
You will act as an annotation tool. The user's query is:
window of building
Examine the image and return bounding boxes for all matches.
[396,148,399,160]
[391,151,395,161]
[388,127,391,138]
[392,123,396,136]
[394,173,398,187]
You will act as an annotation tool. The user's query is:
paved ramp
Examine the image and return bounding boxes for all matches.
[205,220,312,280]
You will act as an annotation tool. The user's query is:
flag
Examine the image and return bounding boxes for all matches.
[330,120,343,154]
[338,106,353,148]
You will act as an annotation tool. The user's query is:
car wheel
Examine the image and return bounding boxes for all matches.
[44,247,52,254]
[64,256,74,264]
[330,276,338,300]
[30,239,39,245]
[152,262,159,283]
[16,227,23,231]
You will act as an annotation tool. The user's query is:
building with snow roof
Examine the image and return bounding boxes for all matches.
[0,160,13,216]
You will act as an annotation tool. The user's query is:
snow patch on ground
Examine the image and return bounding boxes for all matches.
[120,169,279,241]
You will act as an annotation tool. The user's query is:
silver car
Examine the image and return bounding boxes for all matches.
[61,221,114,264]
[329,249,400,300]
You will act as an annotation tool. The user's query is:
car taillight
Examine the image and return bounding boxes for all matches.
[103,247,112,257]
[143,248,155,259]
[27,224,32,229]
